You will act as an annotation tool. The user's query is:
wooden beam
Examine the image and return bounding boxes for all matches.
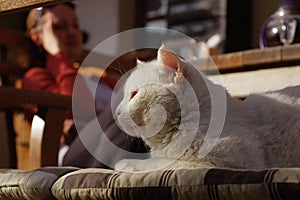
[193,44,300,73]
[0,0,73,14]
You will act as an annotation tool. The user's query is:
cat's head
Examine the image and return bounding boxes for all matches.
[115,46,200,147]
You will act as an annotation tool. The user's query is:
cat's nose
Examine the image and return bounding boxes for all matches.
[115,110,120,116]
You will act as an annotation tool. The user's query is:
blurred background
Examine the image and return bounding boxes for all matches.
[0,0,283,54]
[1,0,299,170]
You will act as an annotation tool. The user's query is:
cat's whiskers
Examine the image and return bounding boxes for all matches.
[111,61,130,78]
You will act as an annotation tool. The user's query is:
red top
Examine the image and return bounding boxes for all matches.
[22,52,116,145]
[22,52,77,96]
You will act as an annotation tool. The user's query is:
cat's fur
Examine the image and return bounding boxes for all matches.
[115,46,300,172]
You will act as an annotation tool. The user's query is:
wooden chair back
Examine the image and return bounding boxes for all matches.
[0,26,29,168]
[0,26,71,169]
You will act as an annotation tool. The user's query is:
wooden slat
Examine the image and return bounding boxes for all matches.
[29,115,44,169]
[0,86,72,110]
[0,0,73,14]
[40,107,66,166]
[0,112,10,168]
[29,107,65,168]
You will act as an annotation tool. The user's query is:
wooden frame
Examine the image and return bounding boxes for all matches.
[0,0,72,14]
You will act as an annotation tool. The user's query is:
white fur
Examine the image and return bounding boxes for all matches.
[115,49,300,172]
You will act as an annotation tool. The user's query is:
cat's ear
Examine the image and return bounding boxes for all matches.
[158,46,183,84]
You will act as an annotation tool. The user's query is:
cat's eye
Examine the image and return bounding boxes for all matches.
[130,90,138,100]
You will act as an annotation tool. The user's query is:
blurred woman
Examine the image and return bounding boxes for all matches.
[23,3,147,168]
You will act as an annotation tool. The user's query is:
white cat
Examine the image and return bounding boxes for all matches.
[114,46,300,172]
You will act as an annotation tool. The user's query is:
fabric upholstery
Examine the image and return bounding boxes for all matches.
[0,167,78,200]
[1,166,299,199]
[52,167,300,200]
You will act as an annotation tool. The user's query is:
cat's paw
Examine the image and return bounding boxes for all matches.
[114,159,139,172]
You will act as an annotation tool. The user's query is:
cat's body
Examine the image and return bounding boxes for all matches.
[115,46,300,172]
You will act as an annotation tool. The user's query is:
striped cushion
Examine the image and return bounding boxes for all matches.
[0,167,78,200]
[52,167,300,200]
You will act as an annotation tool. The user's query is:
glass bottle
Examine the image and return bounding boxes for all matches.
[259,0,300,48]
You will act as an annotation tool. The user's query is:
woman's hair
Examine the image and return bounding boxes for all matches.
[26,2,76,32]
[26,2,75,68]
[25,2,76,68]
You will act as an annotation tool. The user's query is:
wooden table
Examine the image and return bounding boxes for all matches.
[193,44,300,97]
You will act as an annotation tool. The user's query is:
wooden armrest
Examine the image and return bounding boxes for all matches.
[0,86,71,109]
[0,86,72,168]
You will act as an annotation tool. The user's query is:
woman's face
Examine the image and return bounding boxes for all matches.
[37,4,83,61]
